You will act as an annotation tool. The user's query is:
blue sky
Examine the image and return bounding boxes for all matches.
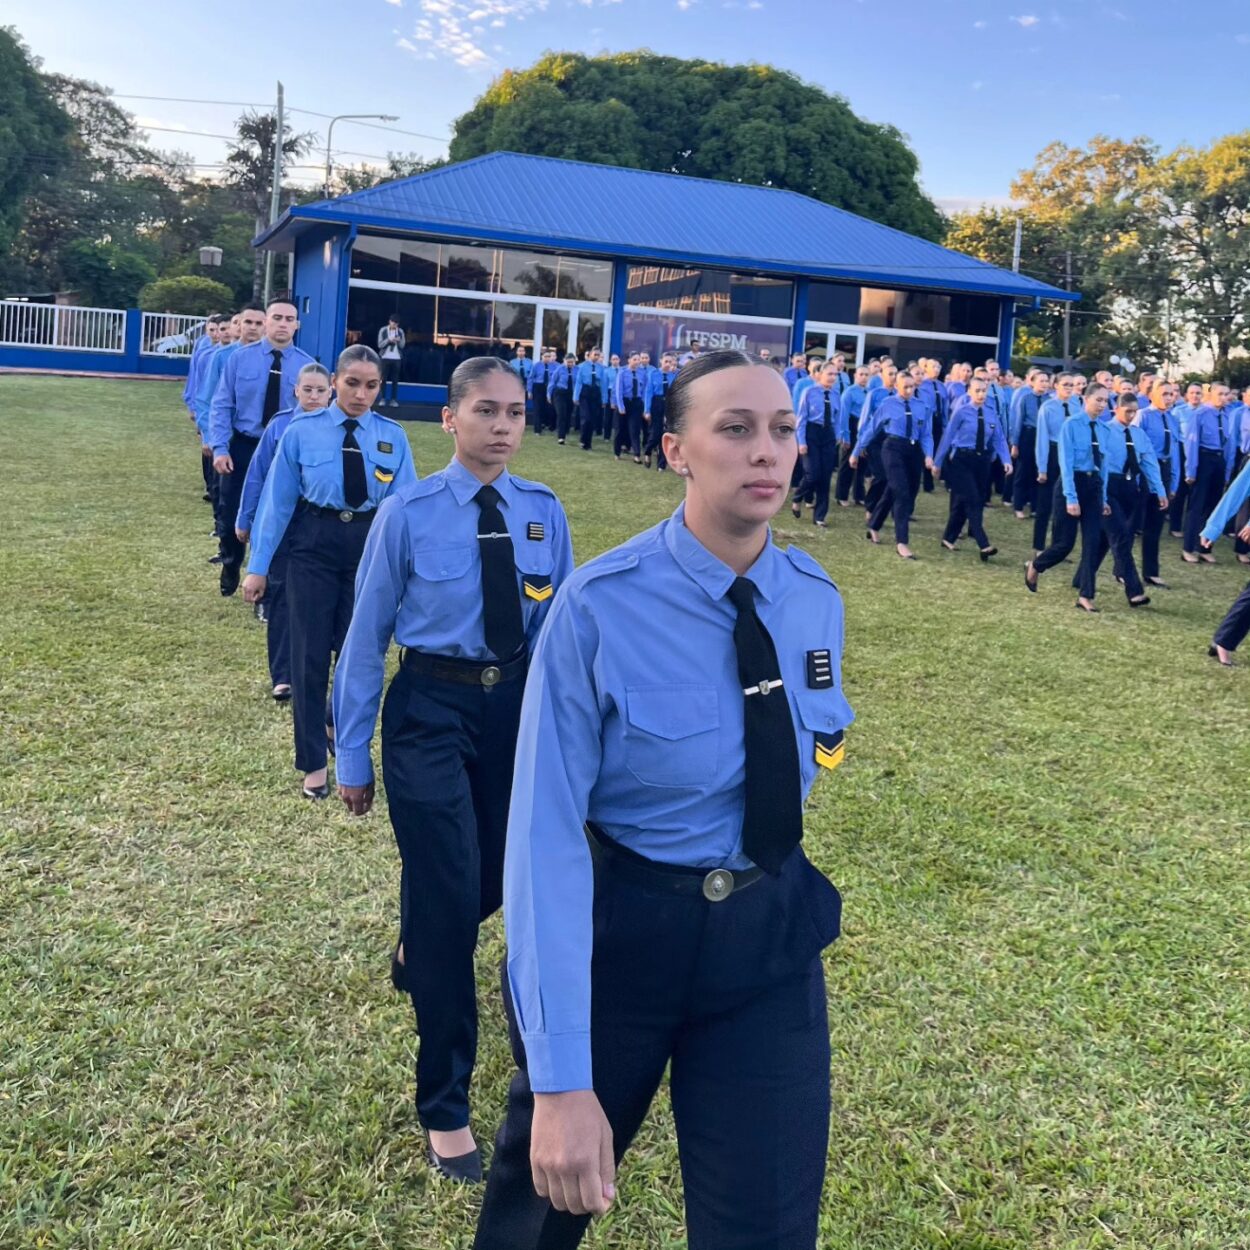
[8,0,1248,207]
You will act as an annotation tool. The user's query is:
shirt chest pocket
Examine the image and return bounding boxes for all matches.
[793,689,852,789]
[518,540,555,606]
[411,544,475,584]
[297,445,336,472]
[365,445,401,483]
[623,685,719,789]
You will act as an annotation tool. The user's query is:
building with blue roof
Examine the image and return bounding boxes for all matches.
[255,151,1076,404]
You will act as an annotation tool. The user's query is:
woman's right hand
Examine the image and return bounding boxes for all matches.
[338,782,374,816]
[531,1090,615,1217]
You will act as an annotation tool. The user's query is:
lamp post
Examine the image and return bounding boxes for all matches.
[325,114,399,197]
[198,246,223,269]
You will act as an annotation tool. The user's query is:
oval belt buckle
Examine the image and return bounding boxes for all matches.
[338,510,353,523]
[481,665,502,688]
[702,869,733,902]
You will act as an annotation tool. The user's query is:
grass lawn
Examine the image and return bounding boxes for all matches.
[2,374,1248,1250]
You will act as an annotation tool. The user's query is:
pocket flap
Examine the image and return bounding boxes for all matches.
[625,685,719,741]
[411,545,474,581]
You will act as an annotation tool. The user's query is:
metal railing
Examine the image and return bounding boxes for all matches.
[0,301,126,353]
[140,312,208,357]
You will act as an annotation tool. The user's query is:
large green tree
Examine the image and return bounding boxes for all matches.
[449,52,944,241]
[0,28,74,285]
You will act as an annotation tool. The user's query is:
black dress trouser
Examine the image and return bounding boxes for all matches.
[1183,449,1226,554]
[1214,581,1250,651]
[474,843,840,1250]
[382,661,524,1132]
[835,418,866,504]
[1033,472,1103,599]
[793,427,836,524]
[576,394,600,448]
[1032,445,1061,552]
[1137,469,1169,580]
[1099,476,1145,600]
[551,390,572,441]
[1011,426,1038,513]
[942,450,992,548]
[216,431,260,569]
[870,437,923,544]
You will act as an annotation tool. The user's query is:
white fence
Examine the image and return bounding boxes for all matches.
[140,312,207,357]
[0,301,126,353]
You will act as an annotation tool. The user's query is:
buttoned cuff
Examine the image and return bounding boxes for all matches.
[522,1030,594,1093]
[334,744,375,789]
[212,444,229,458]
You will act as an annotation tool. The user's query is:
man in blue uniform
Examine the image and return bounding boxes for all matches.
[527,348,555,435]
[916,358,949,495]
[1181,382,1237,562]
[185,316,222,501]
[1032,373,1078,555]
[835,364,871,507]
[209,299,314,596]
[1133,380,1181,587]
[643,351,678,470]
[574,348,611,452]
[613,352,648,462]
[1169,381,1204,536]
[199,312,252,560]
[1009,369,1051,518]
[791,360,842,528]
[548,353,575,445]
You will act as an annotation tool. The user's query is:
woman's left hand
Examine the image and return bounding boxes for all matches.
[339,782,375,816]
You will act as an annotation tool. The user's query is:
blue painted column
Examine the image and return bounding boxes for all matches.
[996,298,1016,370]
[790,279,810,357]
[123,309,143,372]
[609,260,628,359]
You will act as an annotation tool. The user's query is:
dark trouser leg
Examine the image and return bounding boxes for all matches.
[1213,582,1250,651]
[942,460,968,544]
[810,439,835,524]
[383,670,524,1132]
[1105,480,1144,600]
[200,451,214,492]
[864,441,887,514]
[531,386,547,434]
[948,454,990,548]
[644,401,666,456]
[625,400,644,457]
[1140,478,1166,579]
[923,416,942,493]
[265,540,291,688]
[1033,504,1078,576]
[1012,427,1037,512]
[552,393,571,442]
[218,432,259,569]
[883,440,920,545]
[1183,451,1224,553]
[672,961,830,1250]
[1074,476,1104,600]
[286,516,340,774]
[1033,448,1060,551]
[1169,476,1188,533]
[792,453,816,506]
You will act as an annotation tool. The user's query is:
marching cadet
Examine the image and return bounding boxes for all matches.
[850,371,934,560]
[1231,386,1250,563]
[1009,369,1050,518]
[574,348,612,452]
[185,315,221,500]
[1072,373,1088,397]
[1181,381,1237,563]
[241,346,416,799]
[1199,456,1250,665]
[642,351,678,470]
[857,361,900,520]
[235,362,333,701]
[835,364,871,508]
[333,356,573,1183]
[790,359,841,528]
[510,345,533,385]
[1024,384,1112,612]
[1169,381,1204,537]
[548,352,576,446]
[198,312,252,560]
[783,352,808,391]
[933,376,1013,560]
[473,349,853,1250]
[791,357,820,407]
[603,354,622,440]
[613,352,648,463]
[1032,372,1079,555]
[1133,381,1181,588]
[209,299,315,597]
[1097,392,1165,609]
[527,348,555,435]
[916,358,949,494]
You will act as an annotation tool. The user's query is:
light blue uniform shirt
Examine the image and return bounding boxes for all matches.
[1173,402,1198,440]
[527,360,554,395]
[236,407,296,534]
[852,394,934,460]
[1134,406,1182,495]
[866,375,884,392]
[247,403,417,577]
[547,363,573,397]
[837,384,868,442]
[933,402,1010,469]
[1058,413,1109,507]
[572,361,610,405]
[331,458,574,787]
[502,502,853,1092]
[1101,419,1166,500]
[1009,389,1045,444]
[613,365,648,410]
[1036,396,1078,467]
[795,384,840,447]
[195,342,239,438]
[209,339,316,456]
[1199,458,1250,546]
[791,375,815,408]
[1183,404,1237,481]
[510,357,533,381]
[603,364,620,401]
[916,379,948,430]
[182,332,214,410]
[644,369,678,416]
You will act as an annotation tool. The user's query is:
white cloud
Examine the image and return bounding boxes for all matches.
[1012,14,1040,26]
[677,0,696,7]
[747,1,764,8]
[972,18,987,27]
[398,0,553,68]
[385,0,403,7]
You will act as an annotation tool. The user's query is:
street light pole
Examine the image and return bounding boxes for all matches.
[324,113,400,197]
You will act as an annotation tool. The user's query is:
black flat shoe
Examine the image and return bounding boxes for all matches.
[1128,596,1151,608]
[272,684,292,702]
[979,546,998,562]
[1024,563,1038,593]
[302,783,330,801]
[219,566,240,597]
[427,1143,483,1184]
[1074,600,1100,614]
[208,554,224,565]
[1145,577,1170,589]
[791,503,802,519]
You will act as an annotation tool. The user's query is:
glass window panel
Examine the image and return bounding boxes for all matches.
[626,266,792,319]
[806,280,861,325]
[857,286,1000,337]
[575,311,605,357]
[863,334,997,373]
[441,242,496,292]
[803,331,829,358]
[437,292,495,339]
[397,238,440,287]
[622,309,791,361]
[948,294,1000,337]
[494,301,536,345]
[557,256,613,303]
[832,334,860,364]
[350,235,402,283]
[539,309,570,355]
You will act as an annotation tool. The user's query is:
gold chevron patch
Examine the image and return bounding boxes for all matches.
[814,730,845,771]
[523,578,554,602]
[374,468,394,483]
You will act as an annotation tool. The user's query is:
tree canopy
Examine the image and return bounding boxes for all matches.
[449,51,945,242]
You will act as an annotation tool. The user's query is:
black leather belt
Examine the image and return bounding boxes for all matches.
[298,500,376,523]
[401,648,526,688]
[586,822,765,903]
[885,434,920,447]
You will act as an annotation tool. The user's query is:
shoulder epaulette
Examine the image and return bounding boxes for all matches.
[510,475,557,499]
[785,545,837,589]
[397,474,448,503]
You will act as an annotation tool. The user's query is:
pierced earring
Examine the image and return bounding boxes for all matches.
[680,467,690,476]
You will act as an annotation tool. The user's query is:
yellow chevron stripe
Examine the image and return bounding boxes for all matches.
[523,583,554,602]
[815,743,845,770]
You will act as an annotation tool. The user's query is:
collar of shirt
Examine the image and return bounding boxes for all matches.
[328,402,375,432]
[663,502,781,605]
[443,456,516,508]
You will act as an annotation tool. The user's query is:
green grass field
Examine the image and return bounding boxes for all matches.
[2,375,1248,1250]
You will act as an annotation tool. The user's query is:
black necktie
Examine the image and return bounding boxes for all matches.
[1062,401,1071,419]
[663,375,670,395]
[262,349,283,426]
[823,391,832,424]
[904,400,914,441]
[631,370,638,398]
[475,484,524,661]
[727,577,803,875]
[1123,426,1139,479]
[975,405,986,453]
[590,365,597,386]
[1217,409,1225,447]
[1089,420,1102,469]
[1162,416,1172,460]
[341,418,368,509]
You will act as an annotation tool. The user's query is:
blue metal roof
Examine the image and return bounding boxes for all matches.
[257,152,1074,302]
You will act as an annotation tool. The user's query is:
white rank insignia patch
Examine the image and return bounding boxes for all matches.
[806,650,833,689]
[527,522,544,541]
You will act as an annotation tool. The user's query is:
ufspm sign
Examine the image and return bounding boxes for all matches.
[675,323,748,350]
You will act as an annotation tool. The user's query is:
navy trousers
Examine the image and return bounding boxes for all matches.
[835,420,866,505]
[1099,477,1145,600]
[871,437,923,544]
[264,538,292,689]
[1137,472,1169,580]
[382,661,524,1131]
[1183,449,1227,554]
[644,396,666,462]
[1032,445,1061,552]
[474,844,839,1250]
[793,433,836,525]
[1033,472,1103,599]
[286,508,373,773]
[616,398,644,458]
[577,394,602,448]
[1168,476,1189,535]
[863,434,889,516]
[942,450,992,548]
[1011,426,1038,513]
[551,390,573,442]
[531,383,550,435]
[216,432,259,570]
[1214,581,1250,651]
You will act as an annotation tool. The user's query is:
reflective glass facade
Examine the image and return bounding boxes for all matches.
[625,266,793,320]
[808,279,999,338]
[622,309,792,362]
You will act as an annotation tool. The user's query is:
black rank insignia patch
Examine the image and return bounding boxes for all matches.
[814,730,845,771]
[527,522,545,541]
[806,649,834,689]
[522,574,554,602]
[377,441,393,454]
